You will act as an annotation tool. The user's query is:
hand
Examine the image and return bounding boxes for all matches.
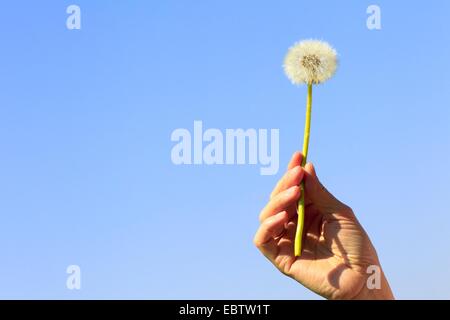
[253,152,394,300]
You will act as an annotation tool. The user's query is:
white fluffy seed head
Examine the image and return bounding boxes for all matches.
[283,40,338,85]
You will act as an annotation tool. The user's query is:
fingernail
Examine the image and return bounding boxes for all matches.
[291,165,302,175]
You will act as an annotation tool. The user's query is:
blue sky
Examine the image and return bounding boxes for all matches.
[0,0,449,299]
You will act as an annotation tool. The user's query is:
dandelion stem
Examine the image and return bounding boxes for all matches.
[295,83,312,257]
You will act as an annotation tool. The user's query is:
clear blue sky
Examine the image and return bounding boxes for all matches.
[0,0,449,299]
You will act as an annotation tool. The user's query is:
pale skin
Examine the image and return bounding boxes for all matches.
[254,152,394,300]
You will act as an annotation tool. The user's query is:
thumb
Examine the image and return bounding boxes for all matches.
[303,163,348,215]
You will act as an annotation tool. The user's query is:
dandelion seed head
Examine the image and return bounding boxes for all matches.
[283,40,338,85]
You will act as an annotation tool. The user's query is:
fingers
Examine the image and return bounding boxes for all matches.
[260,186,301,222]
[253,211,289,260]
[270,151,304,199]
[270,165,304,199]
[287,151,303,170]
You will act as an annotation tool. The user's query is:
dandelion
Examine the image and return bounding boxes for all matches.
[283,39,338,256]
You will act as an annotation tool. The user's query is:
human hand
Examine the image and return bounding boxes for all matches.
[254,152,394,299]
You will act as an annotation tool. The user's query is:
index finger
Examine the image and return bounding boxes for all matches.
[288,152,303,169]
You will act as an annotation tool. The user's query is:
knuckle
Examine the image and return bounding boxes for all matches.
[269,191,275,200]
[258,214,264,223]
[258,208,266,222]
[253,236,261,248]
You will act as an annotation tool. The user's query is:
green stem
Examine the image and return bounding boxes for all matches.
[295,83,312,257]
